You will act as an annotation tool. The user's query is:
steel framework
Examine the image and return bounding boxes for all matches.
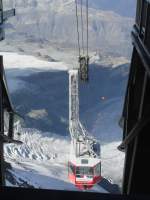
[118,0,150,195]
[0,0,18,187]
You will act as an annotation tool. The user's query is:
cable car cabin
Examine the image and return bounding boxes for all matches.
[68,156,102,190]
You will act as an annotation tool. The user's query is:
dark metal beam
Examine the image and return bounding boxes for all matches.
[0,55,22,186]
[2,9,15,21]
[121,0,150,195]
[131,30,150,77]
[0,56,5,186]
[1,187,150,200]
[0,0,15,41]
[8,112,14,139]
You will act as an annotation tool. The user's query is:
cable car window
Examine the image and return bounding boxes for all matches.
[69,163,75,174]
[76,167,84,176]
[76,167,93,176]
[81,159,88,164]
[84,167,93,176]
[94,163,101,176]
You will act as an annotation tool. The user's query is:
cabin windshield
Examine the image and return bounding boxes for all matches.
[76,167,93,177]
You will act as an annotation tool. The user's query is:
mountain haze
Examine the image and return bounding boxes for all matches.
[87,0,136,17]
[3,0,134,58]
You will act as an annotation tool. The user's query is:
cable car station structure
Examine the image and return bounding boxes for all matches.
[0,0,21,187]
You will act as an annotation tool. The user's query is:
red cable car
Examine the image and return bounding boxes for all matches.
[68,156,102,190]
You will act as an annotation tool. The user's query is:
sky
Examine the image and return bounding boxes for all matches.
[88,0,137,17]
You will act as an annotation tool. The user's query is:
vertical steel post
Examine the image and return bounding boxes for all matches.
[0,55,5,186]
[8,112,14,139]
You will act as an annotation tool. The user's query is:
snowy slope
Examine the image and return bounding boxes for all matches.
[5,129,107,193]
[1,52,68,70]
[5,123,123,192]
[4,108,124,192]
[2,52,127,193]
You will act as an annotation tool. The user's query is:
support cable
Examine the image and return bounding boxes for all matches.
[86,0,89,58]
[75,0,81,57]
[75,0,89,57]
[80,0,84,55]
[75,0,89,81]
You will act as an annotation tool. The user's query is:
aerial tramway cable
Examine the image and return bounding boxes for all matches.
[80,0,84,55]
[75,0,89,57]
[86,0,89,58]
[75,0,81,57]
[75,0,89,81]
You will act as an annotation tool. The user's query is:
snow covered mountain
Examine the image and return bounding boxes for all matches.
[0,0,133,193]
[86,0,137,17]
[2,0,134,59]
[2,52,127,192]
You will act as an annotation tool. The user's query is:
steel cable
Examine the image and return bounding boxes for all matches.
[80,0,84,55]
[86,0,89,57]
[75,0,81,57]
[75,0,89,58]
